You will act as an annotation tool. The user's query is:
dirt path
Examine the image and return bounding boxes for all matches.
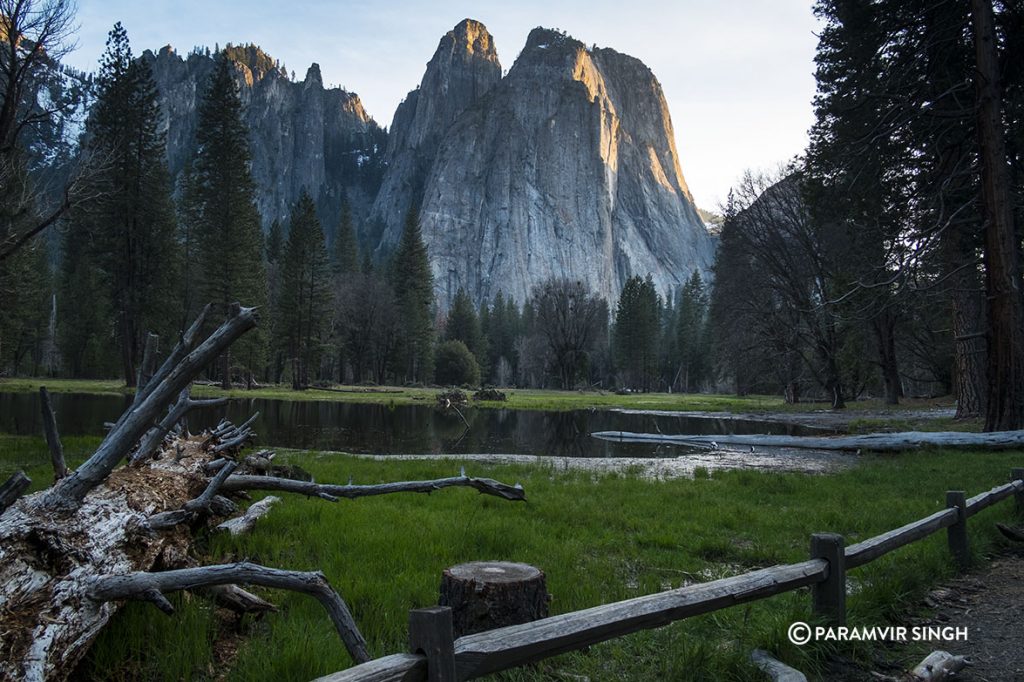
[826,546,1024,681]
[914,547,1024,681]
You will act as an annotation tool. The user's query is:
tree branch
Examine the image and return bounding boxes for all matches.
[221,471,527,502]
[46,305,257,506]
[0,471,31,513]
[39,387,68,481]
[87,562,370,663]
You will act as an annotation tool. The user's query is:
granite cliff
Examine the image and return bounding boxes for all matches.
[124,22,713,307]
[143,44,386,238]
[376,23,715,308]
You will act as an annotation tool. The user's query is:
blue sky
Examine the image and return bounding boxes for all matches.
[66,0,821,211]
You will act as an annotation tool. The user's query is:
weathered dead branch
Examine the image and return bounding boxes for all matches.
[45,304,256,506]
[215,495,281,535]
[221,471,526,502]
[39,387,68,481]
[87,561,370,663]
[0,471,31,513]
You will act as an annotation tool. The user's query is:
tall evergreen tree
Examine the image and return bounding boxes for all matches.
[187,52,267,387]
[332,201,359,276]
[444,287,482,360]
[57,225,111,378]
[612,275,661,392]
[392,207,434,383]
[78,22,180,385]
[275,191,331,389]
[0,241,52,375]
[675,271,710,392]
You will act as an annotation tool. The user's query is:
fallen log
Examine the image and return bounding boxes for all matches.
[750,649,807,682]
[591,429,1024,452]
[0,303,529,680]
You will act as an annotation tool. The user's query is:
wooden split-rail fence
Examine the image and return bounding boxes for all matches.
[316,468,1024,682]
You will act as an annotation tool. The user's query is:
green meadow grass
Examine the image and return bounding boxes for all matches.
[0,377,961,418]
[1,435,1019,680]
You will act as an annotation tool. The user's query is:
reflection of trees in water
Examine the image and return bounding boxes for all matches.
[3,393,821,457]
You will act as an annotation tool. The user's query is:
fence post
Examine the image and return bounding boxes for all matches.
[946,491,970,571]
[810,533,845,626]
[409,606,456,682]
[1013,468,1024,515]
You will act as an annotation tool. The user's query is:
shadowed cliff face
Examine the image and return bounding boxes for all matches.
[368,19,503,253]
[410,26,715,309]
[143,45,386,239]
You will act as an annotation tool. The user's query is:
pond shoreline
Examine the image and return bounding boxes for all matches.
[321,448,855,478]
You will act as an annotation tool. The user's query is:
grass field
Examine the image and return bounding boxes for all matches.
[0,376,960,416]
[1,434,1019,680]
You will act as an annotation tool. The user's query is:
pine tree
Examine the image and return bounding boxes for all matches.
[331,201,359,276]
[612,275,661,392]
[445,288,482,358]
[188,52,267,387]
[80,22,181,385]
[676,271,710,392]
[275,191,331,389]
[392,207,434,383]
[266,219,284,264]
[0,241,52,375]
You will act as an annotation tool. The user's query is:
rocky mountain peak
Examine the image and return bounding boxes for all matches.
[143,45,385,237]
[367,18,503,253]
[449,18,497,59]
[412,25,714,308]
[303,63,323,87]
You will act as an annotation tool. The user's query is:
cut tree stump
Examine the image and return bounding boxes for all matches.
[439,561,550,638]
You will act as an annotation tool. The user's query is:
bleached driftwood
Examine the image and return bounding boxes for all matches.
[751,649,807,682]
[910,650,968,681]
[216,495,281,536]
[592,429,1024,452]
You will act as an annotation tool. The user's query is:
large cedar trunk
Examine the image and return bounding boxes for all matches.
[972,0,1024,431]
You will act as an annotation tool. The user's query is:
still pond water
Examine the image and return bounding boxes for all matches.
[0,392,824,458]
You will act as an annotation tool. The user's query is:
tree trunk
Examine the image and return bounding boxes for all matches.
[0,439,211,680]
[220,348,232,390]
[872,313,901,406]
[439,561,550,638]
[951,287,987,419]
[972,0,1024,431]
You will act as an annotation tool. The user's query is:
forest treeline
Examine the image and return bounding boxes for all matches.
[0,22,718,395]
[2,1,1024,432]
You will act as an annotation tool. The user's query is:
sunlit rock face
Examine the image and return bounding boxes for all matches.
[390,25,715,309]
[368,19,503,253]
[143,45,386,236]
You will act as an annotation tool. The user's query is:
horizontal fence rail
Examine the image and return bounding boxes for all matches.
[316,470,1024,682]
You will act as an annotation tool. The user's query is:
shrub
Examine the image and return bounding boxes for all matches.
[434,340,481,387]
